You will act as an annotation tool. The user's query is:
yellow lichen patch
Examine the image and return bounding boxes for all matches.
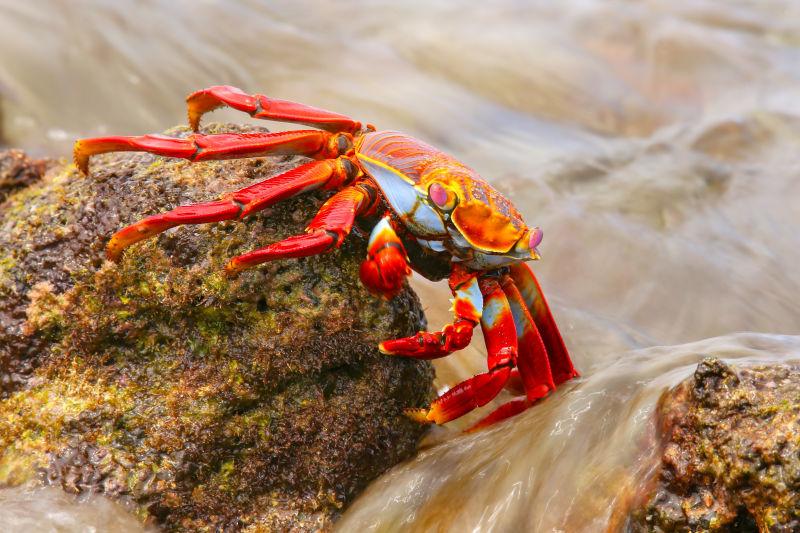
[0,365,134,486]
[451,200,524,253]
[0,255,16,287]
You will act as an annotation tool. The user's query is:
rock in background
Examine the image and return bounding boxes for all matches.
[627,358,800,532]
[0,125,434,531]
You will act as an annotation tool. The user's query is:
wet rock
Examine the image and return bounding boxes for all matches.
[0,149,52,203]
[0,124,434,531]
[627,358,800,532]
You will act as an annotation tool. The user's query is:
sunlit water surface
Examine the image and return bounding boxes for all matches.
[1,0,799,530]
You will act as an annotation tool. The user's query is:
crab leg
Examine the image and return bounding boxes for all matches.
[405,276,518,424]
[224,184,375,276]
[105,157,356,261]
[379,265,481,359]
[466,271,577,431]
[501,275,555,401]
[508,263,578,385]
[74,130,345,175]
[187,85,363,134]
[359,216,411,300]
[465,397,531,432]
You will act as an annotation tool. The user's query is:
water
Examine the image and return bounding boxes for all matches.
[1,0,799,530]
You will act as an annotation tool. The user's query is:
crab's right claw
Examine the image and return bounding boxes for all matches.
[379,319,475,359]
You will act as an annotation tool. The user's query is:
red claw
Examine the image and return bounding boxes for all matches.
[379,319,475,359]
[359,218,411,299]
[359,246,410,299]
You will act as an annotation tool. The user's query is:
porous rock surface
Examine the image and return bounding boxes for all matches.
[0,125,434,531]
[627,358,800,532]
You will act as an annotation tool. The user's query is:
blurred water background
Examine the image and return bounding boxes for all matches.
[1,0,799,530]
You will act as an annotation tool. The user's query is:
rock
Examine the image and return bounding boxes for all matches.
[0,149,52,204]
[0,125,434,531]
[626,358,800,532]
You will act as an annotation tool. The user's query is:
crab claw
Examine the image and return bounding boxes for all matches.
[359,244,411,299]
[360,216,411,299]
[379,319,475,359]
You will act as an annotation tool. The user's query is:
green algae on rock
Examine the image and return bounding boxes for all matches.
[627,358,800,532]
[0,125,434,531]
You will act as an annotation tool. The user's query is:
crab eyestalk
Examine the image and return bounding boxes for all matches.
[513,227,543,260]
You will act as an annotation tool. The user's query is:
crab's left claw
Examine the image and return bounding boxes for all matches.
[359,216,411,299]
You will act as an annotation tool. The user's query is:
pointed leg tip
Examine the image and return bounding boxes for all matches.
[73,143,90,175]
[378,341,395,355]
[223,261,244,278]
[403,408,433,424]
[105,237,126,262]
[527,385,552,402]
[105,248,122,262]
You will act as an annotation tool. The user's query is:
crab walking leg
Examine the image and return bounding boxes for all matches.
[359,216,411,299]
[187,85,362,134]
[466,397,531,432]
[378,266,482,359]
[105,158,356,261]
[501,275,555,401]
[466,273,576,432]
[508,262,579,385]
[74,130,345,175]
[479,276,519,369]
[224,184,374,276]
[405,276,518,424]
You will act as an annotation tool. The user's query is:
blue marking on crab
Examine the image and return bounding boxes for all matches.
[357,156,447,238]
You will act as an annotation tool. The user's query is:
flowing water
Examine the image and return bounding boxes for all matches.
[1,0,799,530]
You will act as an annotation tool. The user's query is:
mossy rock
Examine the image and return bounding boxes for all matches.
[0,125,434,531]
[626,358,800,532]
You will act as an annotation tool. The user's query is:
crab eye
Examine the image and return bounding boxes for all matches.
[428,183,457,211]
[529,227,543,249]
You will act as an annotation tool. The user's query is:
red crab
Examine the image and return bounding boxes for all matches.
[74,86,578,428]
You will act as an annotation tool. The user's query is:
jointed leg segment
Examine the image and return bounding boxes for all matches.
[501,276,555,401]
[404,273,519,425]
[402,266,578,427]
[105,157,358,261]
[74,129,350,175]
[225,183,376,276]
[186,85,363,134]
[508,263,578,385]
